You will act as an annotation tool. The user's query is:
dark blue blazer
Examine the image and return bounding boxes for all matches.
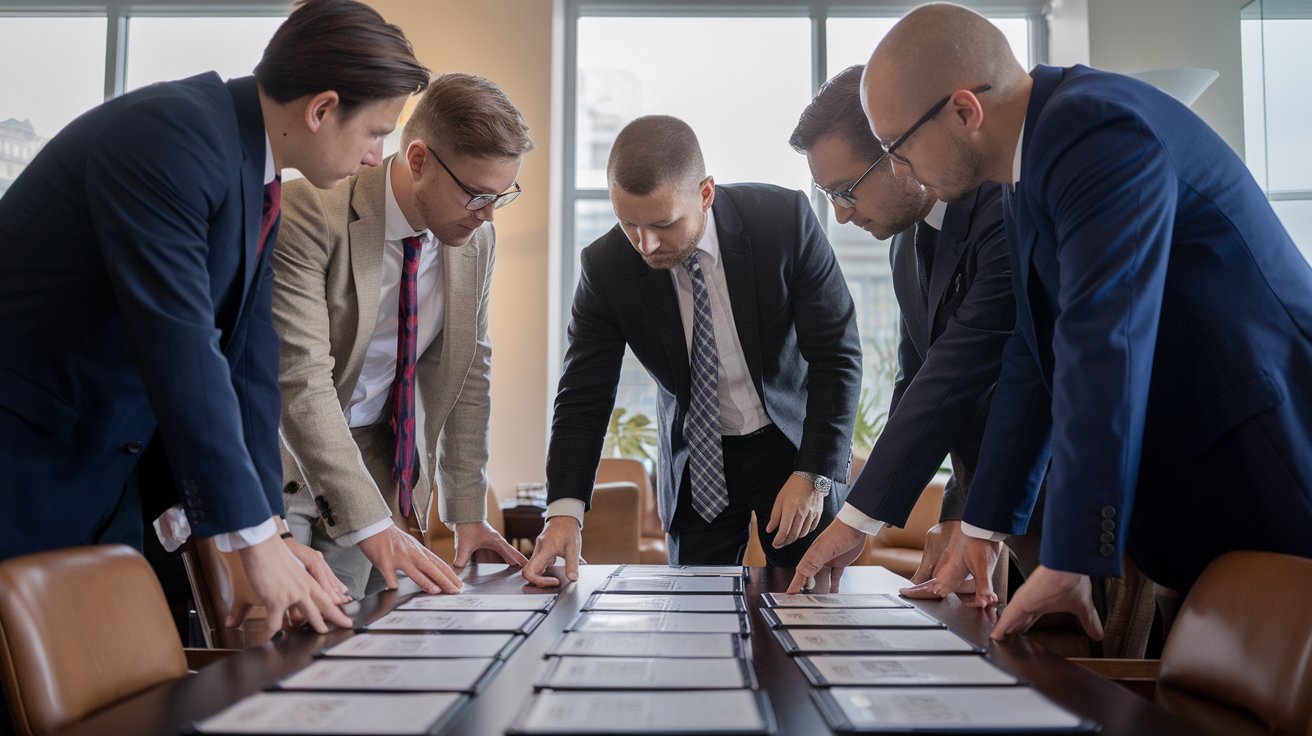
[0,73,283,559]
[547,184,862,530]
[847,184,1013,526]
[964,65,1312,590]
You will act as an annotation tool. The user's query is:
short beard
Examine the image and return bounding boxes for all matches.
[933,135,985,203]
[641,215,707,270]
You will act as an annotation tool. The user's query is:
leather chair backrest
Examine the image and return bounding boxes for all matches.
[180,537,267,649]
[870,477,945,549]
[581,482,641,564]
[597,458,662,539]
[0,545,188,736]
[1157,550,1312,736]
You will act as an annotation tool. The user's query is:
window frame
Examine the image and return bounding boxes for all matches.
[558,0,1046,386]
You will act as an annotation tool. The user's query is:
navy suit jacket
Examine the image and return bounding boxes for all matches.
[547,184,862,530]
[847,184,1013,526]
[0,73,283,558]
[964,65,1312,589]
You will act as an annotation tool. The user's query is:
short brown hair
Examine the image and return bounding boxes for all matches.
[607,115,705,195]
[255,0,430,115]
[404,73,534,158]
[789,65,884,161]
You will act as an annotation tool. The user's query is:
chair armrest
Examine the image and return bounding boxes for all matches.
[183,647,240,671]
[1071,657,1161,681]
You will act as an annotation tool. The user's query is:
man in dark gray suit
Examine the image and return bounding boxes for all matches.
[524,115,862,585]
[784,66,1026,596]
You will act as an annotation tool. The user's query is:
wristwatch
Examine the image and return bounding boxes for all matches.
[793,471,833,497]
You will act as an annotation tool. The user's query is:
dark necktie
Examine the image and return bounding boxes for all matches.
[682,251,729,523]
[257,176,281,257]
[390,235,424,518]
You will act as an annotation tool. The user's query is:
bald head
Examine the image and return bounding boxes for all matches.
[864,3,1027,139]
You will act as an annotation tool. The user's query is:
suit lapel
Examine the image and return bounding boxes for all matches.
[225,76,268,332]
[890,228,929,357]
[639,266,690,400]
[342,162,390,384]
[714,193,765,399]
[430,234,479,410]
[926,195,973,336]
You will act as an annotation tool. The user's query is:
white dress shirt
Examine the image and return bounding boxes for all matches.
[547,209,771,527]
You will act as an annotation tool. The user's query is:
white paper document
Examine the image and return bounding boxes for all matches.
[761,593,909,608]
[397,594,555,611]
[820,686,1090,732]
[321,633,518,659]
[800,655,1019,686]
[585,594,743,612]
[277,658,495,693]
[613,564,745,577]
[510,690,771,734]
[599,575,742,594]
[194,692,464,735]
[539,656,752,690]
[364,609,540,633]
[568,611,747,634]
[777,628,979,654]
[764,607,940,628]
[546,632,742,658]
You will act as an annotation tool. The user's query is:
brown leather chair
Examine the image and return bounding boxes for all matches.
[579,481,642,564]
[1151,550,1312,735]
[180,537,272,649]
[856,474,943,575]
[597,458,668,563]
[0,545,190,736]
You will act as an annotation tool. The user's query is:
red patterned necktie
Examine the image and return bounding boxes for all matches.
[257,176,282,257]
[390,234,424,518]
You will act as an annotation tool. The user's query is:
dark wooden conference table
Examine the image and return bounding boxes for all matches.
[57,564,1196,735]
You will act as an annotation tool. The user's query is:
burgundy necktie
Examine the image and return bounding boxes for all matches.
[257,176,282,257]
[390,235,424,518]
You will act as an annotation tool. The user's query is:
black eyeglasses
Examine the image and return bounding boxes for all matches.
[426,146,522,210]
[881,84,992,175]
[814,155,886,210]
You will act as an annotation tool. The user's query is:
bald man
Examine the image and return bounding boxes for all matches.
[862,3,1312,641]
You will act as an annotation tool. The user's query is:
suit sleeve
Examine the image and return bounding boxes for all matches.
[847,193,1013,526]
[273,181,392,538]
[435,231,495,524]
[84,99,273,537]
[788,191,864,481]
[545,245,626,508]
[1031,102,1174,576]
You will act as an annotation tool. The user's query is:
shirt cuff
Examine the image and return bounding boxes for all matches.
[212,517,279,552]
[960,522,1008,542]
[337,518,395,547]
[836,502,888,536]
[546,498,585,529]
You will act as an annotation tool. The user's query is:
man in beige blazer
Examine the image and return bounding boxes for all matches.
[274,73,532,598]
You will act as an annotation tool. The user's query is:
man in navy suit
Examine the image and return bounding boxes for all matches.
[862,3,1312,640]
[0,0,430,633]
[784,65,1030,597]
[523,116,862,585]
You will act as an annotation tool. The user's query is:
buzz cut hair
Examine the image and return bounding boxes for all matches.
[607,115,706,195]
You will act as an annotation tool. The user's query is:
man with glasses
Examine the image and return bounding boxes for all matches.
[274,73,531,598]
[863,4,1312,642]
[784,65,1030,598]
[524,115,861,584]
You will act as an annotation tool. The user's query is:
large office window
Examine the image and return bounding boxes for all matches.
[563,2,1039,457]
[0,2,285,195]
[1242,0,1312,261]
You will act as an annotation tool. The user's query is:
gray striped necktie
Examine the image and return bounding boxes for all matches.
[682,250,729,523]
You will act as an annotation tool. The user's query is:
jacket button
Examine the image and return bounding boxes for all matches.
[124,440,144,454]
[1100,519,1115,532]
[1100,531,1115,544]
[283,482,301,495]
[1099,543,1115,556]
[1101,506,1116,519]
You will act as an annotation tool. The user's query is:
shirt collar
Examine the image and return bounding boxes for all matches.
[384,157,431,244]
[263,132,276,186]
[922,199,948,231]
[1010,117,1025,190]
[692,208,721,264]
